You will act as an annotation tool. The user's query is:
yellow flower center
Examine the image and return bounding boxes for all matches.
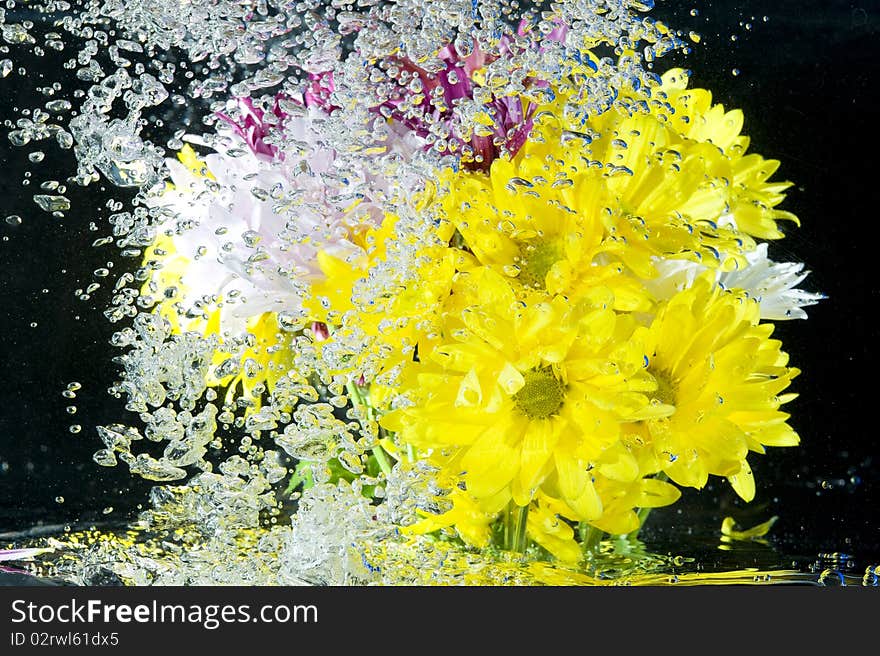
[649,368,677,408]
[513,366,566,420]
[517,240,562,290]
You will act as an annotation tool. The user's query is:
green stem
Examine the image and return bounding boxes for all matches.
[513,505,529,553]
[579,523,605,555]
[372,442,393,478]
[346,381,393,478]
[635,505,653,528]
[503,503,530,554]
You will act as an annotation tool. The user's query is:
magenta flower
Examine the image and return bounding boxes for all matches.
[304,18,570,171]
[215,73,338,161]
[215,95,291,159]
[380,40,538,171]
[304,71,337,113]
[0,547,51,574]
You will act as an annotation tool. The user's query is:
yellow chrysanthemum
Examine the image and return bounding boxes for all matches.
[306,212,475,381]
[403,485,501,550]
[632,273,800,500]
[437,157,652,311]
[381,268,669,536]
[487,71,799,279]
[520,471,680,562]
[659,69,800,240]
[435,104,782,336]
[305,215,399,325]
[526,493,584,563]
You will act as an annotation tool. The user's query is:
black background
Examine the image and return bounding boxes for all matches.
[1,0,878,572]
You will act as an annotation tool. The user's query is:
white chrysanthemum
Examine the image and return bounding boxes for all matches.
[145,103,423,335]
[644,243,825,320]
[718,243,826,319]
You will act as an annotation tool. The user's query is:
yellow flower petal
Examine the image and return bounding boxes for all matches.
[517,419,560,502]
[728,458,756,502]
[554,452,602,520]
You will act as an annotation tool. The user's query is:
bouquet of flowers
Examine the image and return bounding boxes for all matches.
[64,1,823,583]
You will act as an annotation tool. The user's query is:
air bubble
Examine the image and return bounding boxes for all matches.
[45,99,72,113]
[33,194,71,213]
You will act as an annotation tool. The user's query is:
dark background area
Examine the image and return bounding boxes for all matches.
[643,0,880,571]
[0,1,878,572]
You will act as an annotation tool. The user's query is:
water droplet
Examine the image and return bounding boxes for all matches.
[45,99,72,113]
[56,131,73,150]
[33,194,71,213]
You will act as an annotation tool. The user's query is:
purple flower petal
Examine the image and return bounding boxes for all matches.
[304,71,337,111]
[0,547,52,562]
[366,19,578,171]
[215,94,298,159]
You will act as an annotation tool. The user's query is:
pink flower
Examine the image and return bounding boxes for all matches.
[381,40,538,170]
[0,547,51,574]
[308,18,570,171]
[215,95,290,159]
